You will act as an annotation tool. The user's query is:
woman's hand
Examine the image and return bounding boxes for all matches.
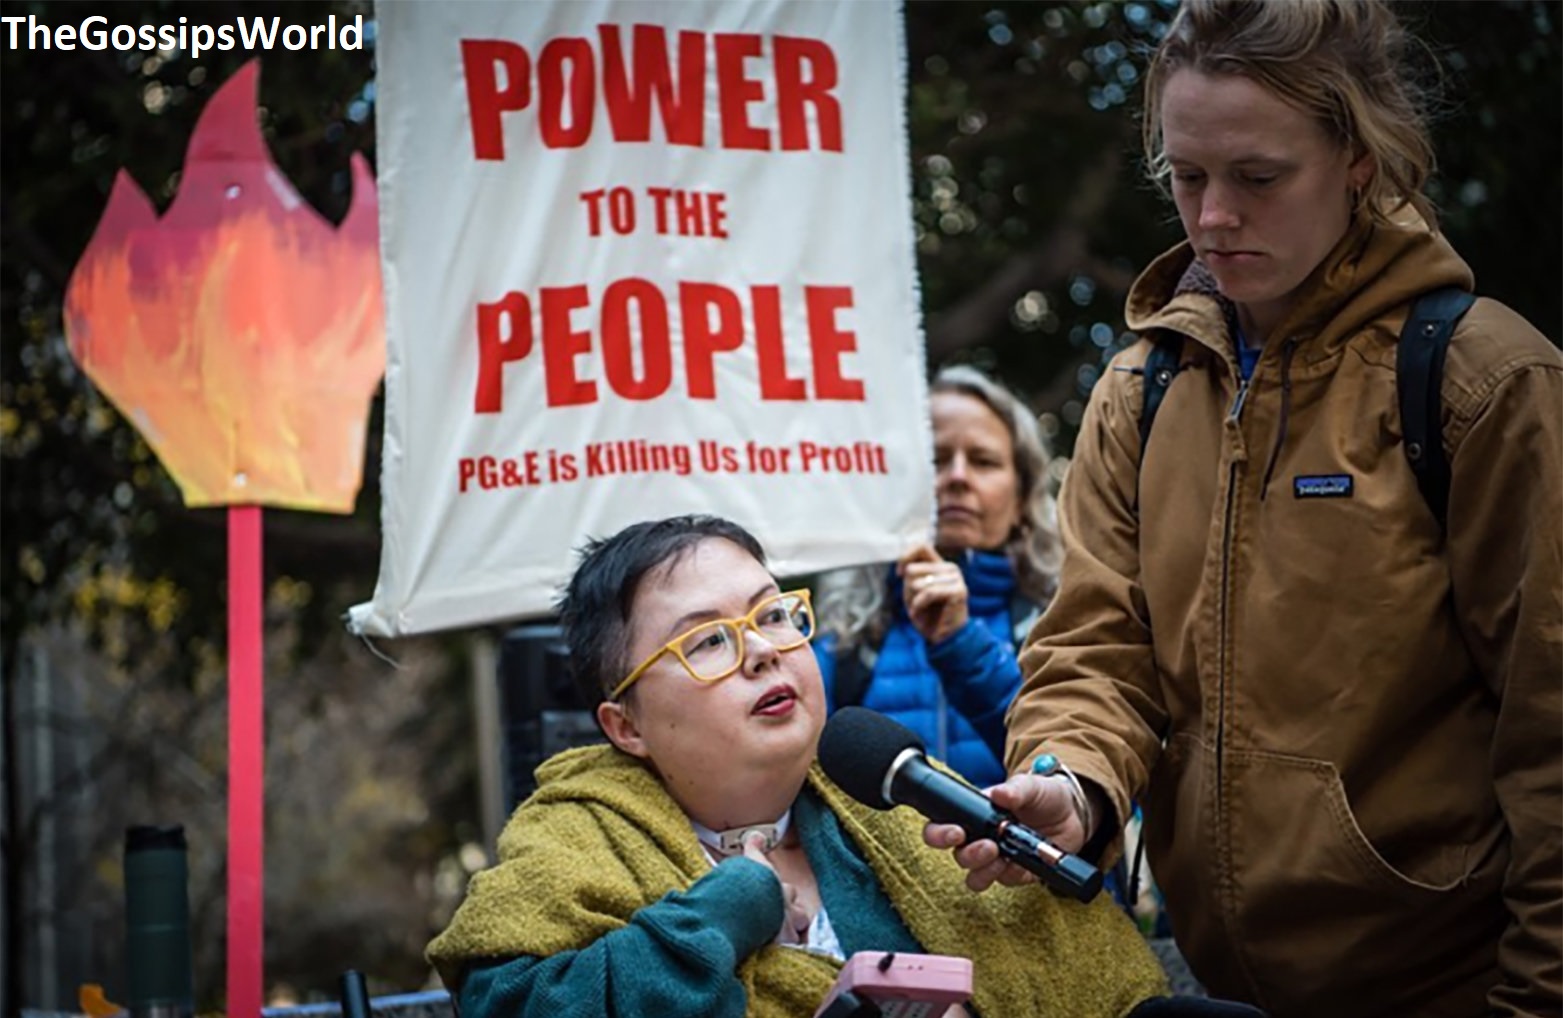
[919,773,1089,892]
[897,545,969,644]
[741,832,811,944]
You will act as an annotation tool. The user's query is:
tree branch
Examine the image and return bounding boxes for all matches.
[925,146,1129,360]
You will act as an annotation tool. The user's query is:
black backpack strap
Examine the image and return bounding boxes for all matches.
[1008,597,1042,645]
[832,641,876,709]
[1139,335,1184,462]
[1135,335,1184,513]
[1397,286,1475,529]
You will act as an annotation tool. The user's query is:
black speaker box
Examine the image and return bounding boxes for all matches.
[496,623,606,806]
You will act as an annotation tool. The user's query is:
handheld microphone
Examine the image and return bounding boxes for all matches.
[818,707,1102,903]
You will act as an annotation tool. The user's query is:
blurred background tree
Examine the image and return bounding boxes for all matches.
[2,0,1557,1010]
[1,2,480,1010]
[907,0,1561,473]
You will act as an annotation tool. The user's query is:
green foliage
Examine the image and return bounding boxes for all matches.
[1410,1,1563,340]
[906,0,1560,450]
[0,0,1557,1004]
[908,2,1184,438]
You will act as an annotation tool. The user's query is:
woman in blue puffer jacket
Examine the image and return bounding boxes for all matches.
[813,366,1061,787]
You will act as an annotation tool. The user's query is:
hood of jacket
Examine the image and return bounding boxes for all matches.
[1125,204,1475,366]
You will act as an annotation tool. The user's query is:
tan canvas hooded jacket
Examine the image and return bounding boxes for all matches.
[1008,208,1562,1018]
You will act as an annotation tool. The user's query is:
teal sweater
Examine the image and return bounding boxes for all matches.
[460,787,925,1018]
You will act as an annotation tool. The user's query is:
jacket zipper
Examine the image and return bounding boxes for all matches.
[1228,374,1251,424]
[1215,372,1250,899]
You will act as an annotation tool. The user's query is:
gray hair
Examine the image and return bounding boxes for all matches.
[818,366,1062,650]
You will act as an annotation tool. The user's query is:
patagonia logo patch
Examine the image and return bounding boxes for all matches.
[1293,474,1354,499]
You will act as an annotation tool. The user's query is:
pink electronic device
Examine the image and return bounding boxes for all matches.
[814,951,973,1018]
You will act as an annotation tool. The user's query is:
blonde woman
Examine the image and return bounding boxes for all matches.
[930,3,1562,1017]
[814,366,1061,787]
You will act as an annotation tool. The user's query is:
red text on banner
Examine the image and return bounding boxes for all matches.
[461,25,843,157]
[474,280,865,412]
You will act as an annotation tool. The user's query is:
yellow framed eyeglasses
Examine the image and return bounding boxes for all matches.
[609,589,815,701]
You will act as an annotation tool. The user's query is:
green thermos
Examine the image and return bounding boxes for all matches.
[124,825,194,1018]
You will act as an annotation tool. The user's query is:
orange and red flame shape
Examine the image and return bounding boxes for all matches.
[64,61,384,512]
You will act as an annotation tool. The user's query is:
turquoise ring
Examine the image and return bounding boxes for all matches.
[1031,753,1061,776]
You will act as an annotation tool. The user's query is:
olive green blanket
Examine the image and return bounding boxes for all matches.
[428,745,1165,1016]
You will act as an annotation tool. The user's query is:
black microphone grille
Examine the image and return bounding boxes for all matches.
[817,707,925,809]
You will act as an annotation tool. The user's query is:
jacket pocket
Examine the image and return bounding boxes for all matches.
[1226,747,1501,903]
[1221,747,1506,1014]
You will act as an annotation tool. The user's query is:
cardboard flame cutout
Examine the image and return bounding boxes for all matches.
[64,61,384,512]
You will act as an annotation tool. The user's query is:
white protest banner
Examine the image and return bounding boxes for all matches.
[351,0,932,636]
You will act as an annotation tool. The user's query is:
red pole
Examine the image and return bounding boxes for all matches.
[227,505,264,1018]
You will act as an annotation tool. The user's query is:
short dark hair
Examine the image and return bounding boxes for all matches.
[556,514,767,713]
